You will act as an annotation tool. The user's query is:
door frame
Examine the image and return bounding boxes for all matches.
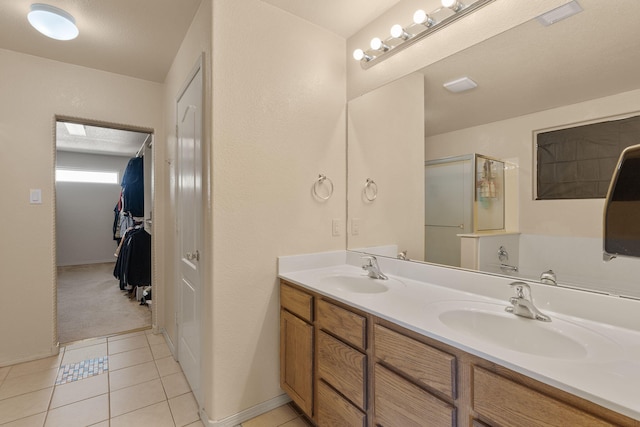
[52,116,156,343]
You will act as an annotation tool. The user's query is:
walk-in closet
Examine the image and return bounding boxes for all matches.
[55,120,153,344]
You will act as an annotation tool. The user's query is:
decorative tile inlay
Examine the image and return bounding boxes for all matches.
[56,356,109,385]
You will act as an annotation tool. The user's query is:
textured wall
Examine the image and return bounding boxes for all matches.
[209,0,346,420]
[0,48,162,365]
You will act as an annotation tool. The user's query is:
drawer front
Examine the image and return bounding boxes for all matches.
[317,299,366,350]
[473,367,615,427]
[375,325,456,399]
[280,282,313,322]
[318,331,366,409]
[318,380,366,427]
[375,364,456,427]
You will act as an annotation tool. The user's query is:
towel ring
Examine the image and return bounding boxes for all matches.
[364,178,378,201]
[313,174,333,201]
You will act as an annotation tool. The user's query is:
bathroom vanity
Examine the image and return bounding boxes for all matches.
[278,252,640,427]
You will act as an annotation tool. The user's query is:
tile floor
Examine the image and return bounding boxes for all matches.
[0,330,311,427]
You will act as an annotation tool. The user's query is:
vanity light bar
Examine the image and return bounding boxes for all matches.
[353,0,494,69]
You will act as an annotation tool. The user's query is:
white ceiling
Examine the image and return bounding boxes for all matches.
[0,0,202,83]
[56,121,150,157]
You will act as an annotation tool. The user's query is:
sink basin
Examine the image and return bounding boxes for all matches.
[430,301,617,360]
[319,274,399,294]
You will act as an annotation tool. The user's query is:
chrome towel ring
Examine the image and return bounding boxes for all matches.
[313,174,334,201]
[364,178,378,201]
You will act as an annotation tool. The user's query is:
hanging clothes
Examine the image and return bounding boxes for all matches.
[121,156,144,217]
[113,226,151,290]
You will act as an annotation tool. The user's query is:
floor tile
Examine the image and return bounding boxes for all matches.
[242,404,298,427]
[281,417,312,427]
[150,342,171,359]
[50,373,108,409]
[63,338,106,351]
[108,346,153,371]
[0,367,58,400]
[161,371,191,399]
[108,360,159,391]
[168,392,200,427]
[145,332,166,346]
[108,336,148,355]
[155,356,182,377]
[88,421,109,427]
[110,401,175,427]
[0,388,53,425]
[110,378,166,418]
[0,366,11,383]
[108,330,148,342]
[61,344,107,366]
[0,411,46,427]
[6,355,62,379]
[184,421,205,427]
[44,394,109,427]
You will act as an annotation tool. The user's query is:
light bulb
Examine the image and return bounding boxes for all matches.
[353,49,365,61]
[413,9,434,27]
[442,0,463,11]
[390,24,411,40]
[370,37,382,50]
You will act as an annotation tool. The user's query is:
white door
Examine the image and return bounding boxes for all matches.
[176,59,203,405]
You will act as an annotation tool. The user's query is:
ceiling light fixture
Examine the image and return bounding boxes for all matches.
[353,0,493,69]
[536,0,583,27]
[443,77,478,93]
[28,3,79,41]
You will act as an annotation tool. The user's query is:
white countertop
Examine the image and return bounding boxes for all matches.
[278,250,640,421]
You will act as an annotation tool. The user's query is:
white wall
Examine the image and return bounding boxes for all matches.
[0,48,162,366]
[348,72,425,260]
[208,0,346,421]
[55,151,129,266]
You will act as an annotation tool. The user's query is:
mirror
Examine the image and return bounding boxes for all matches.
[347,0,640,299]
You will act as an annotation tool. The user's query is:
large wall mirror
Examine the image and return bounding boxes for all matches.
[347,0,640,299]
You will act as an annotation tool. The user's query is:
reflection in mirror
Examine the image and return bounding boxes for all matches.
[346,0,640,299]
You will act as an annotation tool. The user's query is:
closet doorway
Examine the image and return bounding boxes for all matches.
[55,119,153,344]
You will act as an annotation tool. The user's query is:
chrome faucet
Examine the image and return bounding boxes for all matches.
[397,250,409,261]
[362,256,388,280]
[540,269,557,286]
[505,281,551,322]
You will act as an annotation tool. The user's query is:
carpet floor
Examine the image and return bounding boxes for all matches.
[57,262,151,344]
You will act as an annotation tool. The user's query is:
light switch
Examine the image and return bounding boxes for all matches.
[30,189,42,204]
[351,218,360,236]
[332,219,341,237]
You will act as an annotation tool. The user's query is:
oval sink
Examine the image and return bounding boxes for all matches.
[319,274,399,294]
[430,301,618,360]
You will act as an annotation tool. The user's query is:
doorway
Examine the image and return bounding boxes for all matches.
[55,119,154,344]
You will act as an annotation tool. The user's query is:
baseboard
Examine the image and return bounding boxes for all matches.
[0,343,60,368]
[201,394,292,427]
[160,328,177,358]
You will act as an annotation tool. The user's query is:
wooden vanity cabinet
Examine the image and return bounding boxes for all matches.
[279,280,640,427]
[280,282,314,417]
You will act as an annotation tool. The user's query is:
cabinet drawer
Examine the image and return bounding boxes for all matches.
[473,367,615,427]
[375,325,456,400]
[375,364,456,427]
[317,299,366,350]
[318,331,366,410]
[280,282,313,322]
[318,380,366,427]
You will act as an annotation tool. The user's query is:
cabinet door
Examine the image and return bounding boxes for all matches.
[280,309,313,416]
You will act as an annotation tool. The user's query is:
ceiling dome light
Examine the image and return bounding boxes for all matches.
[28,3,79,40]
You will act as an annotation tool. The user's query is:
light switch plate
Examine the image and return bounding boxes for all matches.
[30,189,42,204]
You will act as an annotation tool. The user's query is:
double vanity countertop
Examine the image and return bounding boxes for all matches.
[278,250,640,421]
